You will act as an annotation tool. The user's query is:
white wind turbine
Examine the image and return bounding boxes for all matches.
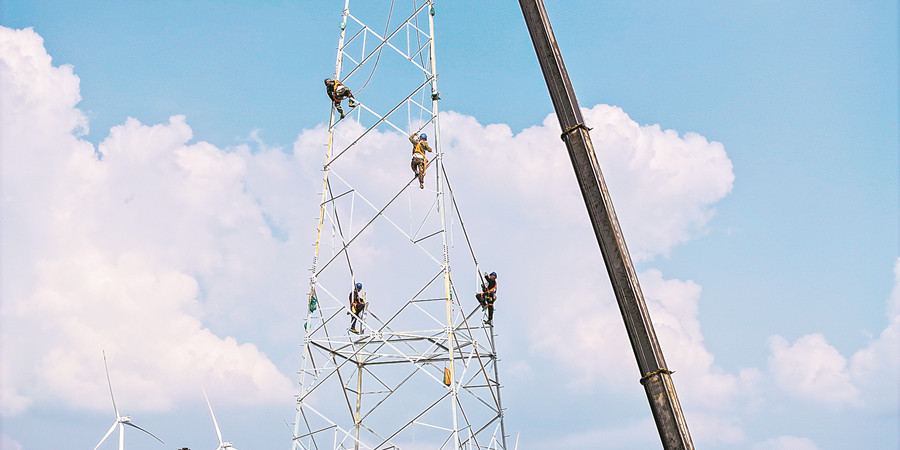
[203,388,238,450]
[93,351,164,450]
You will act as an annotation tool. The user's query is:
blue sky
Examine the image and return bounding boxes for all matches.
[1,1,897,449]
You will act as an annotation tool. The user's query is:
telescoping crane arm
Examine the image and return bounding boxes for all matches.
[517,1,695,449]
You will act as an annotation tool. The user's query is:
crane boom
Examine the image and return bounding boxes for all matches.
[517,1,695,448]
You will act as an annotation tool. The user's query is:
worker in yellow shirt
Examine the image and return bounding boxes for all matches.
[409,133,433,189]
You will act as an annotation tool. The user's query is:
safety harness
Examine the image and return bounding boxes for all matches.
[412,140,428,157]
[327,80,347,102]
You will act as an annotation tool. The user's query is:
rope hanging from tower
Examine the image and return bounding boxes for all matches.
[354,0,395,94]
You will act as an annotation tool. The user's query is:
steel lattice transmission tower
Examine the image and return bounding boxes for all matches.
[291,1,508,449]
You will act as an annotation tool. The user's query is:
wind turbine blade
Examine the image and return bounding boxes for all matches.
[514,432,520,450]
[93,421,118,450]
[102,350,120,419]
[124,421,164,444]
[203,387,224,444]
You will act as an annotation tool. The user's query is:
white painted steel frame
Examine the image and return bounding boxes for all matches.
[292,2,507,449]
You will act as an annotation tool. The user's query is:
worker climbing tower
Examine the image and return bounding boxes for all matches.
[291,1,508,449]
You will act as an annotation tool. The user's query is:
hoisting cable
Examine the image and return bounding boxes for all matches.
[338,2,431,99]
[412,0,429,127]
[324,178,357,290]
[354,0,395,94]
[339,4,428,85]
[439,163,481,273]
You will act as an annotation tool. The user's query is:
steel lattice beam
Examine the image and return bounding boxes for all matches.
[293,2,507,449]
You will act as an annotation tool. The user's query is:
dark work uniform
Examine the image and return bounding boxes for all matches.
[349,288,365,331]
[476,274,497,322]
[325,79,355,119]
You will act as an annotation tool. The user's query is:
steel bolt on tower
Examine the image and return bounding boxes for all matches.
[518,1,695,449]
[292,2,507,449]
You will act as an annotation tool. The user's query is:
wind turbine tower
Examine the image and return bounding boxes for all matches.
[203,388,239,450]
[93,351,164,450]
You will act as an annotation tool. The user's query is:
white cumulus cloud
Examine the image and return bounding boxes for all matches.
[686,413,745,445]
[438,107,740,392]
[432,106,745,445]
[767,257,900,410]
[0,434,24,450]
[439,106,734,261]
[767,333,860,406]
[0,26,294,416]
[848,257,900,410]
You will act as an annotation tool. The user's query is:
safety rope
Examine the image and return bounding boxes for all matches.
[413,0,429,128]
[439,163,488,293]
[414,0,427,69]
[355,0,395,94]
